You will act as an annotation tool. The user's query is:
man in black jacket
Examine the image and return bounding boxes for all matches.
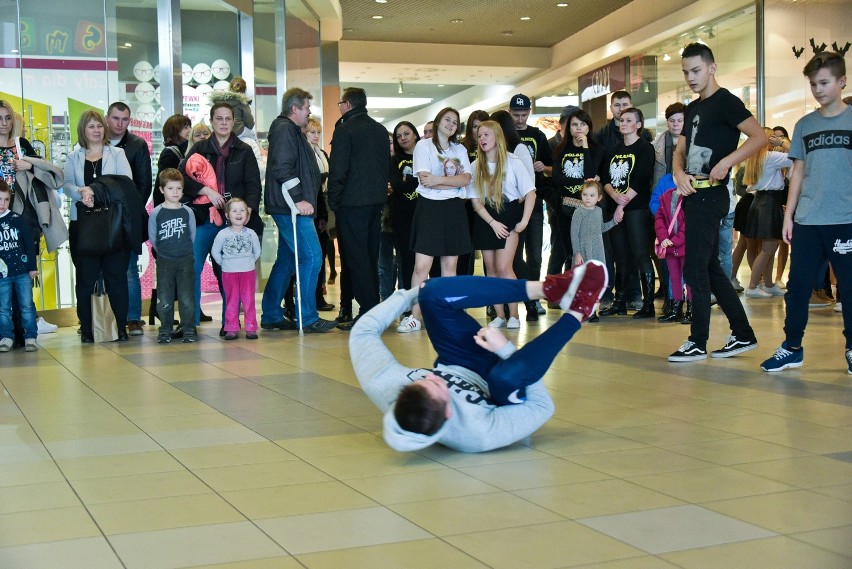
[327,87,390,329]
[107,102,152,336]
[260,87,337,333]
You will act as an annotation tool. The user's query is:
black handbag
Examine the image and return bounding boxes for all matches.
[75,201,125,255]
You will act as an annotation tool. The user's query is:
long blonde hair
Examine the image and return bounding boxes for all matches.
[743,127,772,186]
[473,121,508,211]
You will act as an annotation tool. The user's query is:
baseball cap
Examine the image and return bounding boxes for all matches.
[509,94,531,110]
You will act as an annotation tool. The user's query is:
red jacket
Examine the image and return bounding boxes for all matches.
[654,188,686,258]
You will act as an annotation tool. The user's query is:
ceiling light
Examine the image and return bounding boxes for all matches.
[372,15,383,19]
[557,2,568,6]
[451,19,463,24]
[124,42,132,47]
[368,97,433,109]
[536,95,580,107]
[520,16,531,21]
[376,0,387,3]
[437,84,445,87]
[663,53,671,61]
[502,30,514,36]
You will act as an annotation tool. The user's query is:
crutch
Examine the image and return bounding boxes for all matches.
[281,179,304,336]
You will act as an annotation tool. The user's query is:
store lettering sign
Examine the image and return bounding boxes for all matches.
[75,21,105,56]
[45,28,71,55]
[579,58,628,103]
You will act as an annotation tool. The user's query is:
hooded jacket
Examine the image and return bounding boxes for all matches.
[209,91,255,135]
[351,287,555,453]
[654,188,686,258]
[327,106,390,211]
[264,114,321,218]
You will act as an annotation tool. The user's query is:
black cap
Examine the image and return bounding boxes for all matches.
[509,94,531,110]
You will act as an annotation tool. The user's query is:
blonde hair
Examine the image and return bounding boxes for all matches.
[743,127,773,186]
[306,117,322,133]
[0,100,19,141]
[582,179,604,198]
[472,121,508,211]
[188,122,211,153]
[76,109,107,148]
[224,197,247,215]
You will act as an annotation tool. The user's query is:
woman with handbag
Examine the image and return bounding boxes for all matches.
[180,103,263,330]
[654,188,691,323]
[64,109,133,343]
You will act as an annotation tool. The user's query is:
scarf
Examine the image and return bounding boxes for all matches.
[210,133,235,195]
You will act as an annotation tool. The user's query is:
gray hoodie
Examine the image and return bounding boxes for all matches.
[350,288,555,453]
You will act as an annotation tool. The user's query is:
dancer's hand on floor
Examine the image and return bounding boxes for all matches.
[473,327,509,353]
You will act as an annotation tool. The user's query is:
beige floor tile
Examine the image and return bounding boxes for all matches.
[193,460,331,492]
[0,461,64,487]
[603,421,738,446]
[222,480,376,519]
[0,481,80,514]
[0,442,52,465]
[733,455,852,488]
[305,449,445,479]
[444,520,645,569]
[811,482,852,502]
[148,426,267,449]
[296,538,490,569]
[641,400,753,421]
[144,362,239,382]
[277,432,388,458]
[56,451,184,480]
[71,470,212,505]
[257,506,432,554]
[661,535,851,568]
[0,423,40,446]
[662,437,808,465]
[170,442,298,469]
[704,489,852,533]
[416,442,551,468]
[754,424,852,453]
[0,537,123,569]
[346,469,500,505]
[133,413,242,432]
[528,425,648,457]
[791,526,852,558]
[515,479,684,519]
[570,557,681,568]
[120,400,218,420]
[108,521,287,568]
[45,433,163,459]
[566,447,713,477]
[695,413,823,436]
[626,466,795,502]
[459,457,611,491]
[564,408,678,430]
[390,493,564,536]
[33,420,144,442]
[183,558,302,569]
[87,494,245,535]
[0,507,101,547]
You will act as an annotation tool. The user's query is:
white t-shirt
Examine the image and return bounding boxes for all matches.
[413,139,471,200]
[513,143,535,181]
[467,153,536,203]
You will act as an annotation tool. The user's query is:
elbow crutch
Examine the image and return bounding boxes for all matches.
[281,179,304,336]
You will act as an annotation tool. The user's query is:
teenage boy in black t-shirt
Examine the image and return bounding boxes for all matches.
[668,43,768,362]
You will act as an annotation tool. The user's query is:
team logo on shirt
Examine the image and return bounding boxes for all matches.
[609,154,635,190]
[834,239,852,255]
[803,130,851,153]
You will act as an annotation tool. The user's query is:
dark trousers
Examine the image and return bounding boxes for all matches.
[523,196,545,280]
[336,203,383,315]
[555,204,576,265]
[156,255,196,338]
[784,223,852,349]
[548,203,569,274]
[683,186,754,347]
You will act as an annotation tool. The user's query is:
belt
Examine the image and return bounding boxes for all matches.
[562,196,583,208]
[691,178,715,189]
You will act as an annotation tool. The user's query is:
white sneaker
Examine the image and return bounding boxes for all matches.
[37,317,58,334]
[396,315,422,333]
[760,284,785,297]
[835,301,842,313]
[745,287,772,298]
[488,317,506,328]
[0,338,12,352]
[506,317,521,329]
[24,338,37,352]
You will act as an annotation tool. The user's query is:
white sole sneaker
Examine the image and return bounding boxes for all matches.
[396,315,422,333]
[506,317,521,329]
[488,317,506,328]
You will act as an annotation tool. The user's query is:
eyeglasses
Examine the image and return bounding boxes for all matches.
[337,100,348,106]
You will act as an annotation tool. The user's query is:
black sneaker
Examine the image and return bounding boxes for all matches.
[711,335,758,358]
[157,334,171,344]
[182,335,196,343]
[668,340,708,362]
[261,317,298,331]
[304,318,339,333]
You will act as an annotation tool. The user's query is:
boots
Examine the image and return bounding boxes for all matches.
[681,301,693,324]
[600,291,627,316]
[658,300,684,323]
[633,272,656,319]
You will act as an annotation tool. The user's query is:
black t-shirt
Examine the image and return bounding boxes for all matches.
[682,87,752,184]
[553,142,605,197]
[517,124,552,191]
[602,138,655,211]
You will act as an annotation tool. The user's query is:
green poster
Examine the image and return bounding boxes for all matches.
[67,97,100,147]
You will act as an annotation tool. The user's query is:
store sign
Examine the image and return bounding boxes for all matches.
[45,28,71,56]
[579,58,628,103]
[75,21,105,56]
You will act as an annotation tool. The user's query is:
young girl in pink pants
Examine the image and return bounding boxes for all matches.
[655,188,691,324]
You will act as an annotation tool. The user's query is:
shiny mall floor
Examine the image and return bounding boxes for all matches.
[1,281,851,568]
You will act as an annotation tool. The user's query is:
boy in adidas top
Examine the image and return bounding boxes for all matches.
[351,261,607,453]
[760,52,851,374]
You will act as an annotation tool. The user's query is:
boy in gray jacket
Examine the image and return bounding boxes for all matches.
[351,261,607,452]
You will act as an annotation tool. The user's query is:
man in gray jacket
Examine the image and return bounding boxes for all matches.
[260,87,337,333]
[351,261,607,452]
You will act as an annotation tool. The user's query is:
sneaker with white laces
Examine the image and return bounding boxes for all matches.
[24,338,37,352]
[488,317,506,328]
[846,349,852,375]
[668,340,707,362]
[0,337,12,352]
[745,287,772,298]
[760,284,785,297]
[760,343,803,372]
[37,317,58,334]
[396,314,422,333]
[711,335,758,358]
[506,317,521,329]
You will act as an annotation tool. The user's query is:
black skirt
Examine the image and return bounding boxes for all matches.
[733,192,754,233]
[472,199,523,250]
[745,191,784,240]
[410,197,472,257]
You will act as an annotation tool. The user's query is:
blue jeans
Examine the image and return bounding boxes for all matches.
[419,276,580,405]
[193,221,221,326]
[127,251,141,321]
[0,274,37,340]
[261,213,322,327]
[719,211,734,280]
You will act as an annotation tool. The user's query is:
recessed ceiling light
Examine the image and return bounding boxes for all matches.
[451,19,463,24]
[124,42,132,47]
[372,15,383,19]
[520,16,531,21]
[502,30,514,36]
[557,2,568,6]
[376,0,387,3]
[437,84,445,87]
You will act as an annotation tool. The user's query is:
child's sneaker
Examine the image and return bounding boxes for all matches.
[396,314,421,333]
[760,343,803,372]
[157,334,171,344]
[506,317,521,329]
[246,332,258,340]
[0,338,12,352]
[24,338,37,352]
[488,317,506,328]
[224,332,238,340]
[182,335,196,343]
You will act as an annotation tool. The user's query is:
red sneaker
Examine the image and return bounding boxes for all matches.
[544,261,608,321]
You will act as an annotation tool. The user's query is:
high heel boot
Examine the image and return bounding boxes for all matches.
[633,272,656,319]
[681,301,693,324]
[600,291,627,316]
[658,300,684,323]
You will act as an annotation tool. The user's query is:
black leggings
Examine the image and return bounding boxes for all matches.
[608,208,654,291]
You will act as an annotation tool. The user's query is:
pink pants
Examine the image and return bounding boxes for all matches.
[222,270,258,332]
[666,256,692,301]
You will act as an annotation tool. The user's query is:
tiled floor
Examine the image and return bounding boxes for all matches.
[1,282,851,568]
